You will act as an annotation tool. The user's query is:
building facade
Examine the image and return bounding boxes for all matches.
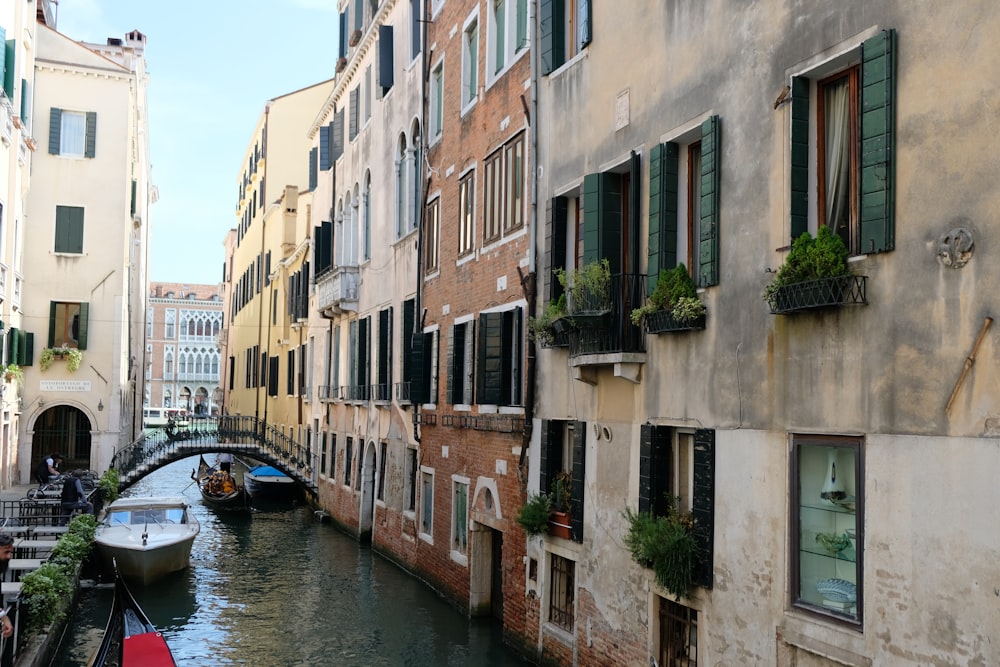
[20,20,151,475]
[146,282,223,417]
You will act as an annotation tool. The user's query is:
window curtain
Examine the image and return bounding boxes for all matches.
[824,79,851,239]
[60,112,85,155]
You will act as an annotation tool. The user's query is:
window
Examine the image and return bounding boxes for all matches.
[344,437,354,487]
[447,319,475,405]
[146,311,153,337]
[364,65,373,124]
[639,426,715,588]
[452,479,468,555]
[377,441,387,501]
[375,307,393,401]
[49,108,96,158]
[404,448,418,511]
[48,301,88,349]
[355,443,364,491]
[410,327,438,405]
[476,306,523,406]
[540,420,584,542]
[462,17,479,109]
[430,62,444,141]
[539,0,591,75]
[647,116,721,289]
[165,310,176,339]
[395,134,417,238]
[658,597,698,667]
[54,206,84,254]
[321,432,328,477]
[790,29,896,255]
[349,86,360,141]
[363,173,372,262]
[484,134,525,243]
[410,0,422,61]
[348,317,370,400]
[548,553,575,631]
[420,469,434,537]
[424,197,440,274]
[458,171,475,256]
[487,0,528,80]
[792,435,862,624]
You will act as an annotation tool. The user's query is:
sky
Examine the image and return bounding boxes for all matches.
[55,0,340,285]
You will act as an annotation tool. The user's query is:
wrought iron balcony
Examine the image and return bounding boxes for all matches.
[767,275,868,315]
[316,265,360,316]
[567,273,646,358]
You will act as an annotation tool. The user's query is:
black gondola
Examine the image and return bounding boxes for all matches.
[88,566,177,667]
[192,455,249,511]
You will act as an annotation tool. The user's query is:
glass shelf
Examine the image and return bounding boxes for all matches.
[800,544,856,563]
[800,500,855,514]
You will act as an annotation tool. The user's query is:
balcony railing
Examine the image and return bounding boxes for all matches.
[316,265,360,315]
[567,273,646,357]
[395,381,411,404]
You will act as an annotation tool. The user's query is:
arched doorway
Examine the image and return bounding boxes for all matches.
[194,387,209,415]
[33,405,93,471]
[359,440,377,544]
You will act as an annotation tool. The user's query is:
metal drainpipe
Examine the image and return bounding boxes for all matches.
[517,0,540,487]
[412,0,431,445]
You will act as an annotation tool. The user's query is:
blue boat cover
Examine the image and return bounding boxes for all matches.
[249,466,288,477]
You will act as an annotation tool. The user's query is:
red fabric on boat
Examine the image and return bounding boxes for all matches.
[123,632,176,666]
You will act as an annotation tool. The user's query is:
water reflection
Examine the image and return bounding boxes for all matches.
[54,457,528,666]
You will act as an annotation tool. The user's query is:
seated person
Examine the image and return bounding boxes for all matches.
[60,472,95,521]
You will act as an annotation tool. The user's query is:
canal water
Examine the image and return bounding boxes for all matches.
[53,455,529,666]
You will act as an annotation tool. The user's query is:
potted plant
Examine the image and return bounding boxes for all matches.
[548,470,573,539]
[40,346,84,372]
[763,225,856,314]
[2,363,23,384]
[630,264,707,333]
[527,294,568,347]
[561,259,612,327]
[349,29,363,47]
[623,498,698,600]
[515,492,552,536]
[336,56,348,73]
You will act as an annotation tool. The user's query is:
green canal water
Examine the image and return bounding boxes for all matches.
[53,455,530,666]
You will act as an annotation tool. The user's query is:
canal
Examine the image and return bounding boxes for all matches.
[54,455,530,666]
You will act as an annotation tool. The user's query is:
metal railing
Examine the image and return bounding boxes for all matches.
[568,272,646,357]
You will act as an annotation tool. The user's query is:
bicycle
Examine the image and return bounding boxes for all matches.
[26,474,68,500]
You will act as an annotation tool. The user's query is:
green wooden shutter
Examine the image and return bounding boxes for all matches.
[6,327,17,365]
[2,39,14,100]
[349,87,359,140]
[582,172,622,273]
[333,110,345,161]
[859,28,896,253]
[539,0,564,75]
[268,355,279,396]
[539,419,562,495]
[84,111,97,158]
[410,330,426,403]
[319,126,330,171]
[698,115,721,287]
[790,77,809,240]
[647,143,679,294]
[309,147,318,190]
[359,316,369,399]
[639,423,653,513]
[49,107,61,155]
[332,325,341,390]
[549,197,568,300]
[55,206,84,253]
[402,299,415,386]
[476,312,503,405]
[582,173,600,265]
[130,180,137,216]
[422,332,434,403]
[19,78,27,123]
[446,324,458,404]
[22,332,33,367]
[48,302,56,347]
[377,25,394,94]
[76,302,89,350]
[570,420,586,543]
[691,428,715,589]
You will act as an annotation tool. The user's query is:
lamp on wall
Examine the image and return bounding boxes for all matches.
[97,399,104,411]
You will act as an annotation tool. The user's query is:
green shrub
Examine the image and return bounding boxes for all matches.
[515,493,552,535]
[763,225,849,306]
[20,562,74,630]
[631,265,705,326]
[527,294,567,345]
[98,468,120,504]
[623,503,698,600]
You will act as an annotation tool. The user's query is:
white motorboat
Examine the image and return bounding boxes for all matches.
[95,497,200,585]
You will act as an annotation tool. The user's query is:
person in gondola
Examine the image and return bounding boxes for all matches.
[216,452,233,474]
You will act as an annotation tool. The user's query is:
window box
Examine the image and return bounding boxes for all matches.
[349,29,362,47]
[40,347,83,372]
[547,510,572,539]
[336,57,348,73]
[767,275,867,315]
[645,311,707,334]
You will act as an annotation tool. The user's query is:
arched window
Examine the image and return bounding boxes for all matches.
[396,133,408,237]
[363,171,372,261]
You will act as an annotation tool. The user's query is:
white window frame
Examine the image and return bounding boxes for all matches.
[419,467,435,542]
[458,167,476,257]
[461,11,480,113]
[429,59,445,143]
[59,110,86,157]
[486,0,528,85]
[451,476,470,562]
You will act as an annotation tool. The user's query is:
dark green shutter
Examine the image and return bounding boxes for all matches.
[6,327,17,366]
[570,420,586,543]
[410,331,426,403]
[84,111,96,158]
[377,25,394,93]
[268,355,279,396]
[48,302,56,347]
[859,28,896,253]
[358,316,369,399]
[549,197,568,301]
[402,298,415,385]
[49,107,61,155]
[309,147,318,190]
[130,180,137,216]
[647,143,679,294]
[421,332,434,403]
[319,126,330,171]
[639,424,653,513]
[539,419,559,495]
[22,331,33,366]
[691,428,715,589]
[698,115,720,286]
[378,307,392,394]
[349,87,359,140]
[790,76,809,240]
[76,302,89,350]
[476,312,503,405]
[582,172,622,274]
[333,111,344,161]
[446,324,458,403]
[539,0,564,75]
[55,206,84,254]
[19,78,27,123]
[3,39,14,100]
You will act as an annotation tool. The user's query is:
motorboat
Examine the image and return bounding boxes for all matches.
[243,463,297,501]
[88,565,177,666]
[94,497,200,585]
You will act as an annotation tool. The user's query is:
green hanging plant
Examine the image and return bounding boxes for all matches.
[515,492,552,535]
[40,347,83,372]
[2,363,23,384]
[623,498,698,600]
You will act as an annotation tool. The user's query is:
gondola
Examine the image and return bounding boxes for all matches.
[193,455,249,511]
[89,566,177,667]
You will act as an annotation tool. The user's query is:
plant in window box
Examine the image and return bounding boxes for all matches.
[630,264,706,333]
[40,346,83,372]
[623,497,698,600]
[349,29,362,47]
[2,364,23,384]
[515,492,552,536]
[336,57,348,73]
[561,259,612,326]
[763,225,856,314]
[547,470,573,539]
[527,294,568,347]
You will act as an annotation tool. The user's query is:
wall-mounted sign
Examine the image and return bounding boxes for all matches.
[39,380,92,392]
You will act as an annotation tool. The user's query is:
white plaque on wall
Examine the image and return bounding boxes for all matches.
[39,380,92,392]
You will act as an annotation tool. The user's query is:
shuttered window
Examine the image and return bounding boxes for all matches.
[475,308,523,406]
[376,307,392,401]
[55,206,84,254]
[447,320,474,405]
[539,0,591,76]
[319,126,331,171]
[2,36,14,100]
[349,87,359,140]
[48,302,89,350]
[378,25,394,95]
